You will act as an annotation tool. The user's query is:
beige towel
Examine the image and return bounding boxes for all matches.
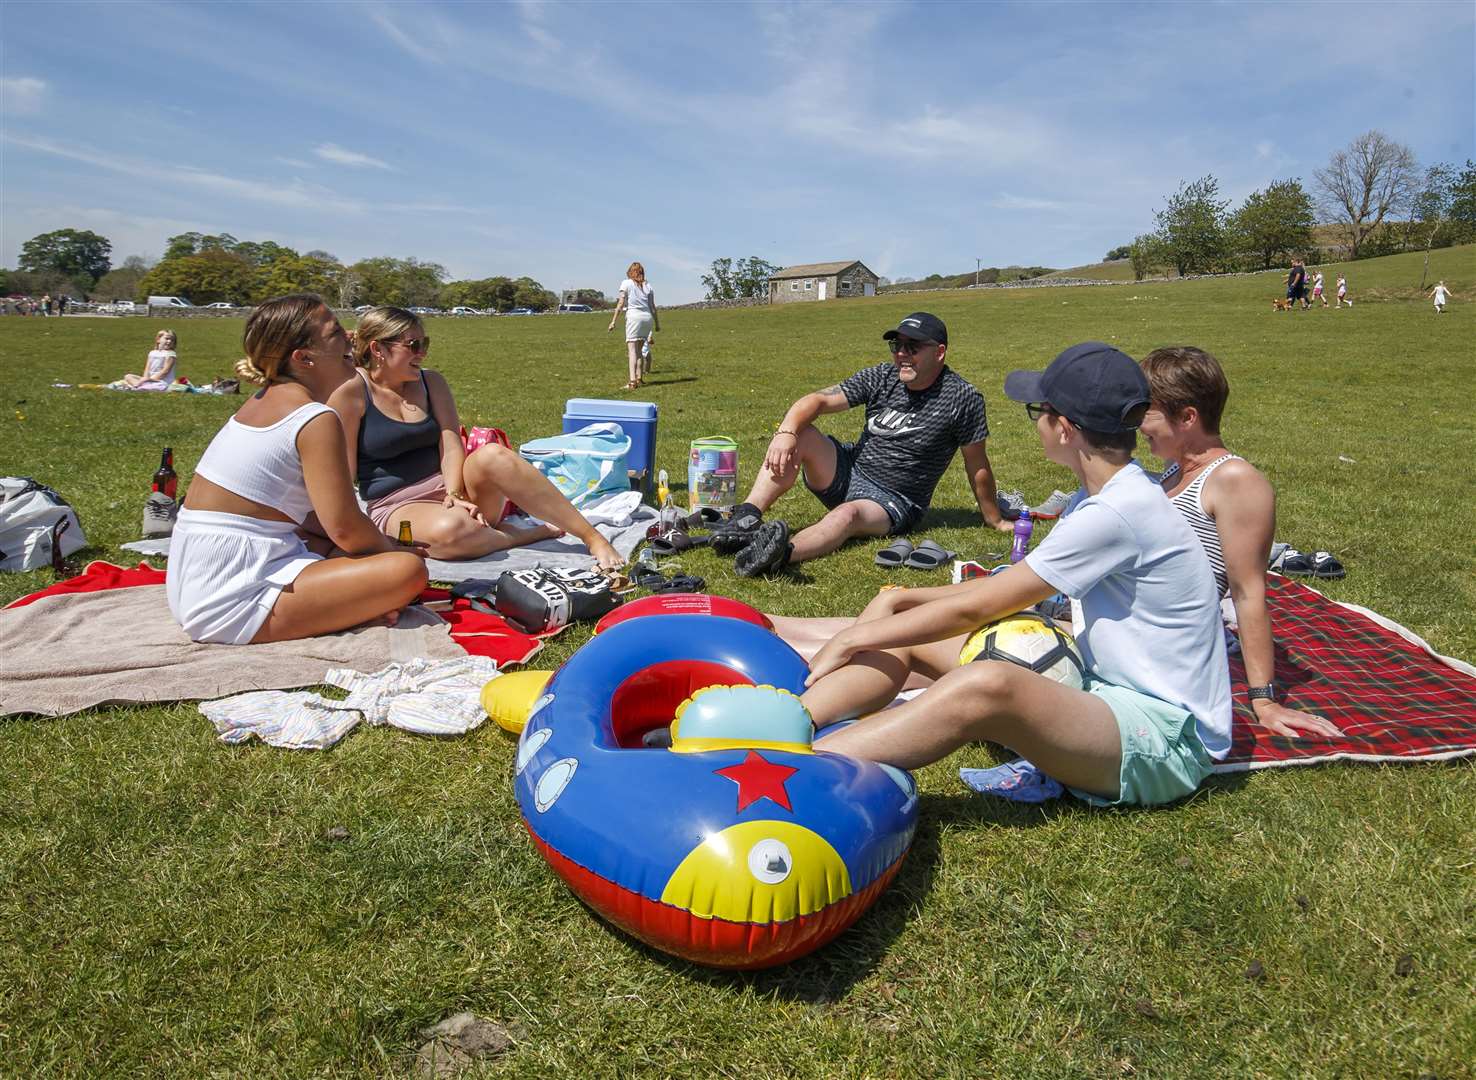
[0,585,466,717]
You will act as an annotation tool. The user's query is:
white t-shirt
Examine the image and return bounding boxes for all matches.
[145,349,177,380]
[1025,462,1232,757]
[1433,285,1449,304]
[1313,273,1324,290]
[619,278,654,315]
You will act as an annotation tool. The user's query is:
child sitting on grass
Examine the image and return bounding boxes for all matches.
[803,342,1232,807]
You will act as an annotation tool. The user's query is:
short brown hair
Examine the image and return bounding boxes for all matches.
[1140,346,1230,434]
[238,293,326,385]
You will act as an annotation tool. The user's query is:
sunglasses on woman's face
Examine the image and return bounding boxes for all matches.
[1025,402,1057,421]
[389,336,431,355]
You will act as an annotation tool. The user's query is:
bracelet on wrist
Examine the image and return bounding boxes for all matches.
[1246,682,1277,705]
[775,428,798,438]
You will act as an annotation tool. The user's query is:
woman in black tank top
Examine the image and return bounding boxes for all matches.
[328,307,624,568]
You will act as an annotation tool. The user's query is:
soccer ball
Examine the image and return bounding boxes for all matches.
[958,612,1086,689]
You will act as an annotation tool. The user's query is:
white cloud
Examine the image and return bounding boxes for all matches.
[988,193,1070,212]
[1,76,47,115]
[313,143,393,170]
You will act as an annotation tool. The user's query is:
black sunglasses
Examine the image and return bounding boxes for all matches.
[1025,402,1057,421]
[887,338,935,357]
[389,336,431,354]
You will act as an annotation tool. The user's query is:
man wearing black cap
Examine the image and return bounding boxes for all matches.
[721,311,1011,577]
[799,342,1232,809]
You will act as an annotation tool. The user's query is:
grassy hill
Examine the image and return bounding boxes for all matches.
[878,265,1055,292]
[0,243,1472,1077]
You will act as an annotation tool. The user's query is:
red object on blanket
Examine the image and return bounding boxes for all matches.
[1222,575,1476,770]
[5,564,547,668]
[4,560,165,608]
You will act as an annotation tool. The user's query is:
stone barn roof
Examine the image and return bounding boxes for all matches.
[769,260,873,280]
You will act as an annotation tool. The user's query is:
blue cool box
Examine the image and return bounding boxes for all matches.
[562,398,658,483]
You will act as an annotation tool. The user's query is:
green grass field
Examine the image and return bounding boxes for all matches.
[2,246,1473,1077]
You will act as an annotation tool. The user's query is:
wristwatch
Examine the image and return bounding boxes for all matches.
[1247,682,1277,704]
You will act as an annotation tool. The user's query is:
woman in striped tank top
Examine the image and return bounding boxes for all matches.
[1138,347,1340,742]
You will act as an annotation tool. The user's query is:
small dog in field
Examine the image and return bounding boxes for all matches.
[1272,298,1292,311]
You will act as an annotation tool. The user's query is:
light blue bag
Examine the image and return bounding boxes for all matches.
[518,423,631,508]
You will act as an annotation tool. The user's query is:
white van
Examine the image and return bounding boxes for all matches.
[147,295,194,308]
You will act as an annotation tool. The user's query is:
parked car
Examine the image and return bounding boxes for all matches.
[506,307,535,316]
[353,304,373,314]
[448,306,481,316]
[99,300,138,313]
[147,295,193,308]
[204,301,235,309]
[558,303,593,313]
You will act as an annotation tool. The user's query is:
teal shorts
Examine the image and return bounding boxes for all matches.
[1068,679,1215,808]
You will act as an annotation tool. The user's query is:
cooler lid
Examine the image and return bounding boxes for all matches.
[564,398,658,420]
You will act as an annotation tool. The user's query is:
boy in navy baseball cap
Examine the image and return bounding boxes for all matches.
[799,342,1232,810]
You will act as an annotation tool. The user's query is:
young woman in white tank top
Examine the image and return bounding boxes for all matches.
[167,294,428,644]
[1138,346,1340,742]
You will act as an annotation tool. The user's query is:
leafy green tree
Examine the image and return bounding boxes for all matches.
[1230,179,1315,269]
[162,232,240,260]
[1313,130,1418,259]
[1445,159,1476,244]
[1129,232,1167,281]
[92,264,150,303]
[255,254,340,302]
[735,257,778,298]
[564,289,610,309]
[18,228,113,287]
[234,240,299,268]
[512,276,556,311]
[348,257,447,307]
[138,249,257,305]
[1104,245,1133,261]
[1154,176,1230,275]
[701,257,736,300]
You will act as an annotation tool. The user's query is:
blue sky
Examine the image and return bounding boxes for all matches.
[2,0,1472,302]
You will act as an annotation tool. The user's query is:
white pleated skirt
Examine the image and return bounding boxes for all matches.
[166,509,321,644]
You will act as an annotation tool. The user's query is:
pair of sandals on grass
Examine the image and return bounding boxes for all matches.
[874,537,957,570]
[1268,542,1346,579]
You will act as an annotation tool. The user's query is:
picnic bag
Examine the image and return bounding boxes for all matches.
[490,566,622,634]
[0,477,87,572]
[517,423,631,509]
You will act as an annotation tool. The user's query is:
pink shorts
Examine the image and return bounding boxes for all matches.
[366,472,447,533]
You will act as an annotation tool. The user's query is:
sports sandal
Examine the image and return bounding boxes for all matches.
[903,538,956,570]
[874,538,915,567]
[1277,549,1346,579]
[735,521,791,577]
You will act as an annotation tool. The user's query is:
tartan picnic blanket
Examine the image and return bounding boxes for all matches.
[1218,575,1476,772]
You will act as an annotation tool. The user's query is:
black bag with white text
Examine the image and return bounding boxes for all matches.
[490,566,621,634]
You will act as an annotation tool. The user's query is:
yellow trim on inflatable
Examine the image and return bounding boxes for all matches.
[481,670,554,734]
[668,735,814,755]
[659,820,852,922]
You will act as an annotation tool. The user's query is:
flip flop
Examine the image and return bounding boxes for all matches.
[1278,550,1345,579]
[903,539,957,570]
[874,538,914,567]
[647,531,709,557]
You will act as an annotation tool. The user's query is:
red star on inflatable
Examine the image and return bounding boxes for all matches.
[714,750,798,812]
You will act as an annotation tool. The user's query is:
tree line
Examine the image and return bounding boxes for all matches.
[2,229,608,313]
[1121,132,1476,282]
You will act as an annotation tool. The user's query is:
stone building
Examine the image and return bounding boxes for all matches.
[768,260,880,304]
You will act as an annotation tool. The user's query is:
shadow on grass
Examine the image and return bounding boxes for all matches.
[595,771,1260,999]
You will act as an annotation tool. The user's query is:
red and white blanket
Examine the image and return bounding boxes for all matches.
[1218,575,1476,771]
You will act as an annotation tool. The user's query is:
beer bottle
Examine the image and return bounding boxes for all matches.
[397,520,414,546]
[152,447,178,499]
